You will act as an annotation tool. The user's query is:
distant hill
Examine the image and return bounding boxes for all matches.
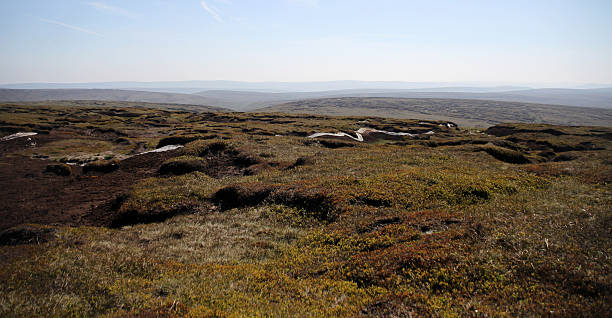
[0,89,228,111]
[0,80,533,92]
[2,100,230,113]
[192,90,339,111]
[349,88,612,109]
[2,86,611,112]
[258,97,612,128]
[477,88,612,108]
[193,88,612,110]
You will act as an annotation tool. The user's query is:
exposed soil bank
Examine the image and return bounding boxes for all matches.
[0,150,182,231]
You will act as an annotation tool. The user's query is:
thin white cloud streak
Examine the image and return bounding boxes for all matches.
[39,18,103,37]
[200,1,223,22]
[87,2,137,19]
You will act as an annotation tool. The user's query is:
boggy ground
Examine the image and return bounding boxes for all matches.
[0,102,611,317]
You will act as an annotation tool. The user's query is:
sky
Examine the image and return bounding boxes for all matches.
[0,0,611,85]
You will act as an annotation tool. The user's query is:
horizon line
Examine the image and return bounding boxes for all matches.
[1,79,611,87]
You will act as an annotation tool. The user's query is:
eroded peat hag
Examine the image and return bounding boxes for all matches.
[0,102,611,317]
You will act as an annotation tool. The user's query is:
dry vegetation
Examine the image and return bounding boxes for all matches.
[0,101,611,317]
[261,97,612,128]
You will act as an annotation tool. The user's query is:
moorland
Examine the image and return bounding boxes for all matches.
[3,82,612,109]
[0,101,610,317]
[262,97,612,128]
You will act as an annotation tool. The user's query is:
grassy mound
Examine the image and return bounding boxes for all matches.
[183,140,228,156]
[184,141,261,164]
[83,159,120,174]
[110,202,198,228]
[213,182,338,221]
[212,183,279,209]
[158,156,206,175]
[101,192,200,228]
[183,141,265,178]
[157,135,203,148]
[44,163,72,176]
[0,224,56,245]
[311,139,357,148]
[479,144,532,164]
[287,156,314,169]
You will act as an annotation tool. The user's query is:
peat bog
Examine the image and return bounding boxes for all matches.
[0,102,611,317]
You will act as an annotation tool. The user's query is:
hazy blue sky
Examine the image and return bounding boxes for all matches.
[1,0,611,85]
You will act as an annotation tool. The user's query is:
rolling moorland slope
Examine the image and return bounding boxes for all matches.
[194,87,612,110]
[2,91,611,128]
[0,100,230,113]
[0,89,226,109]
[0,101,610,317]
[2,85,612,111]
[260,97,612,128]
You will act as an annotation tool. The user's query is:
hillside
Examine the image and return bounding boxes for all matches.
[2,85,611,111]
[0,101,610,316]
[4,100,230,113]
[0,89,227,109]
[260,97,612,127]
[317,88,612,109]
